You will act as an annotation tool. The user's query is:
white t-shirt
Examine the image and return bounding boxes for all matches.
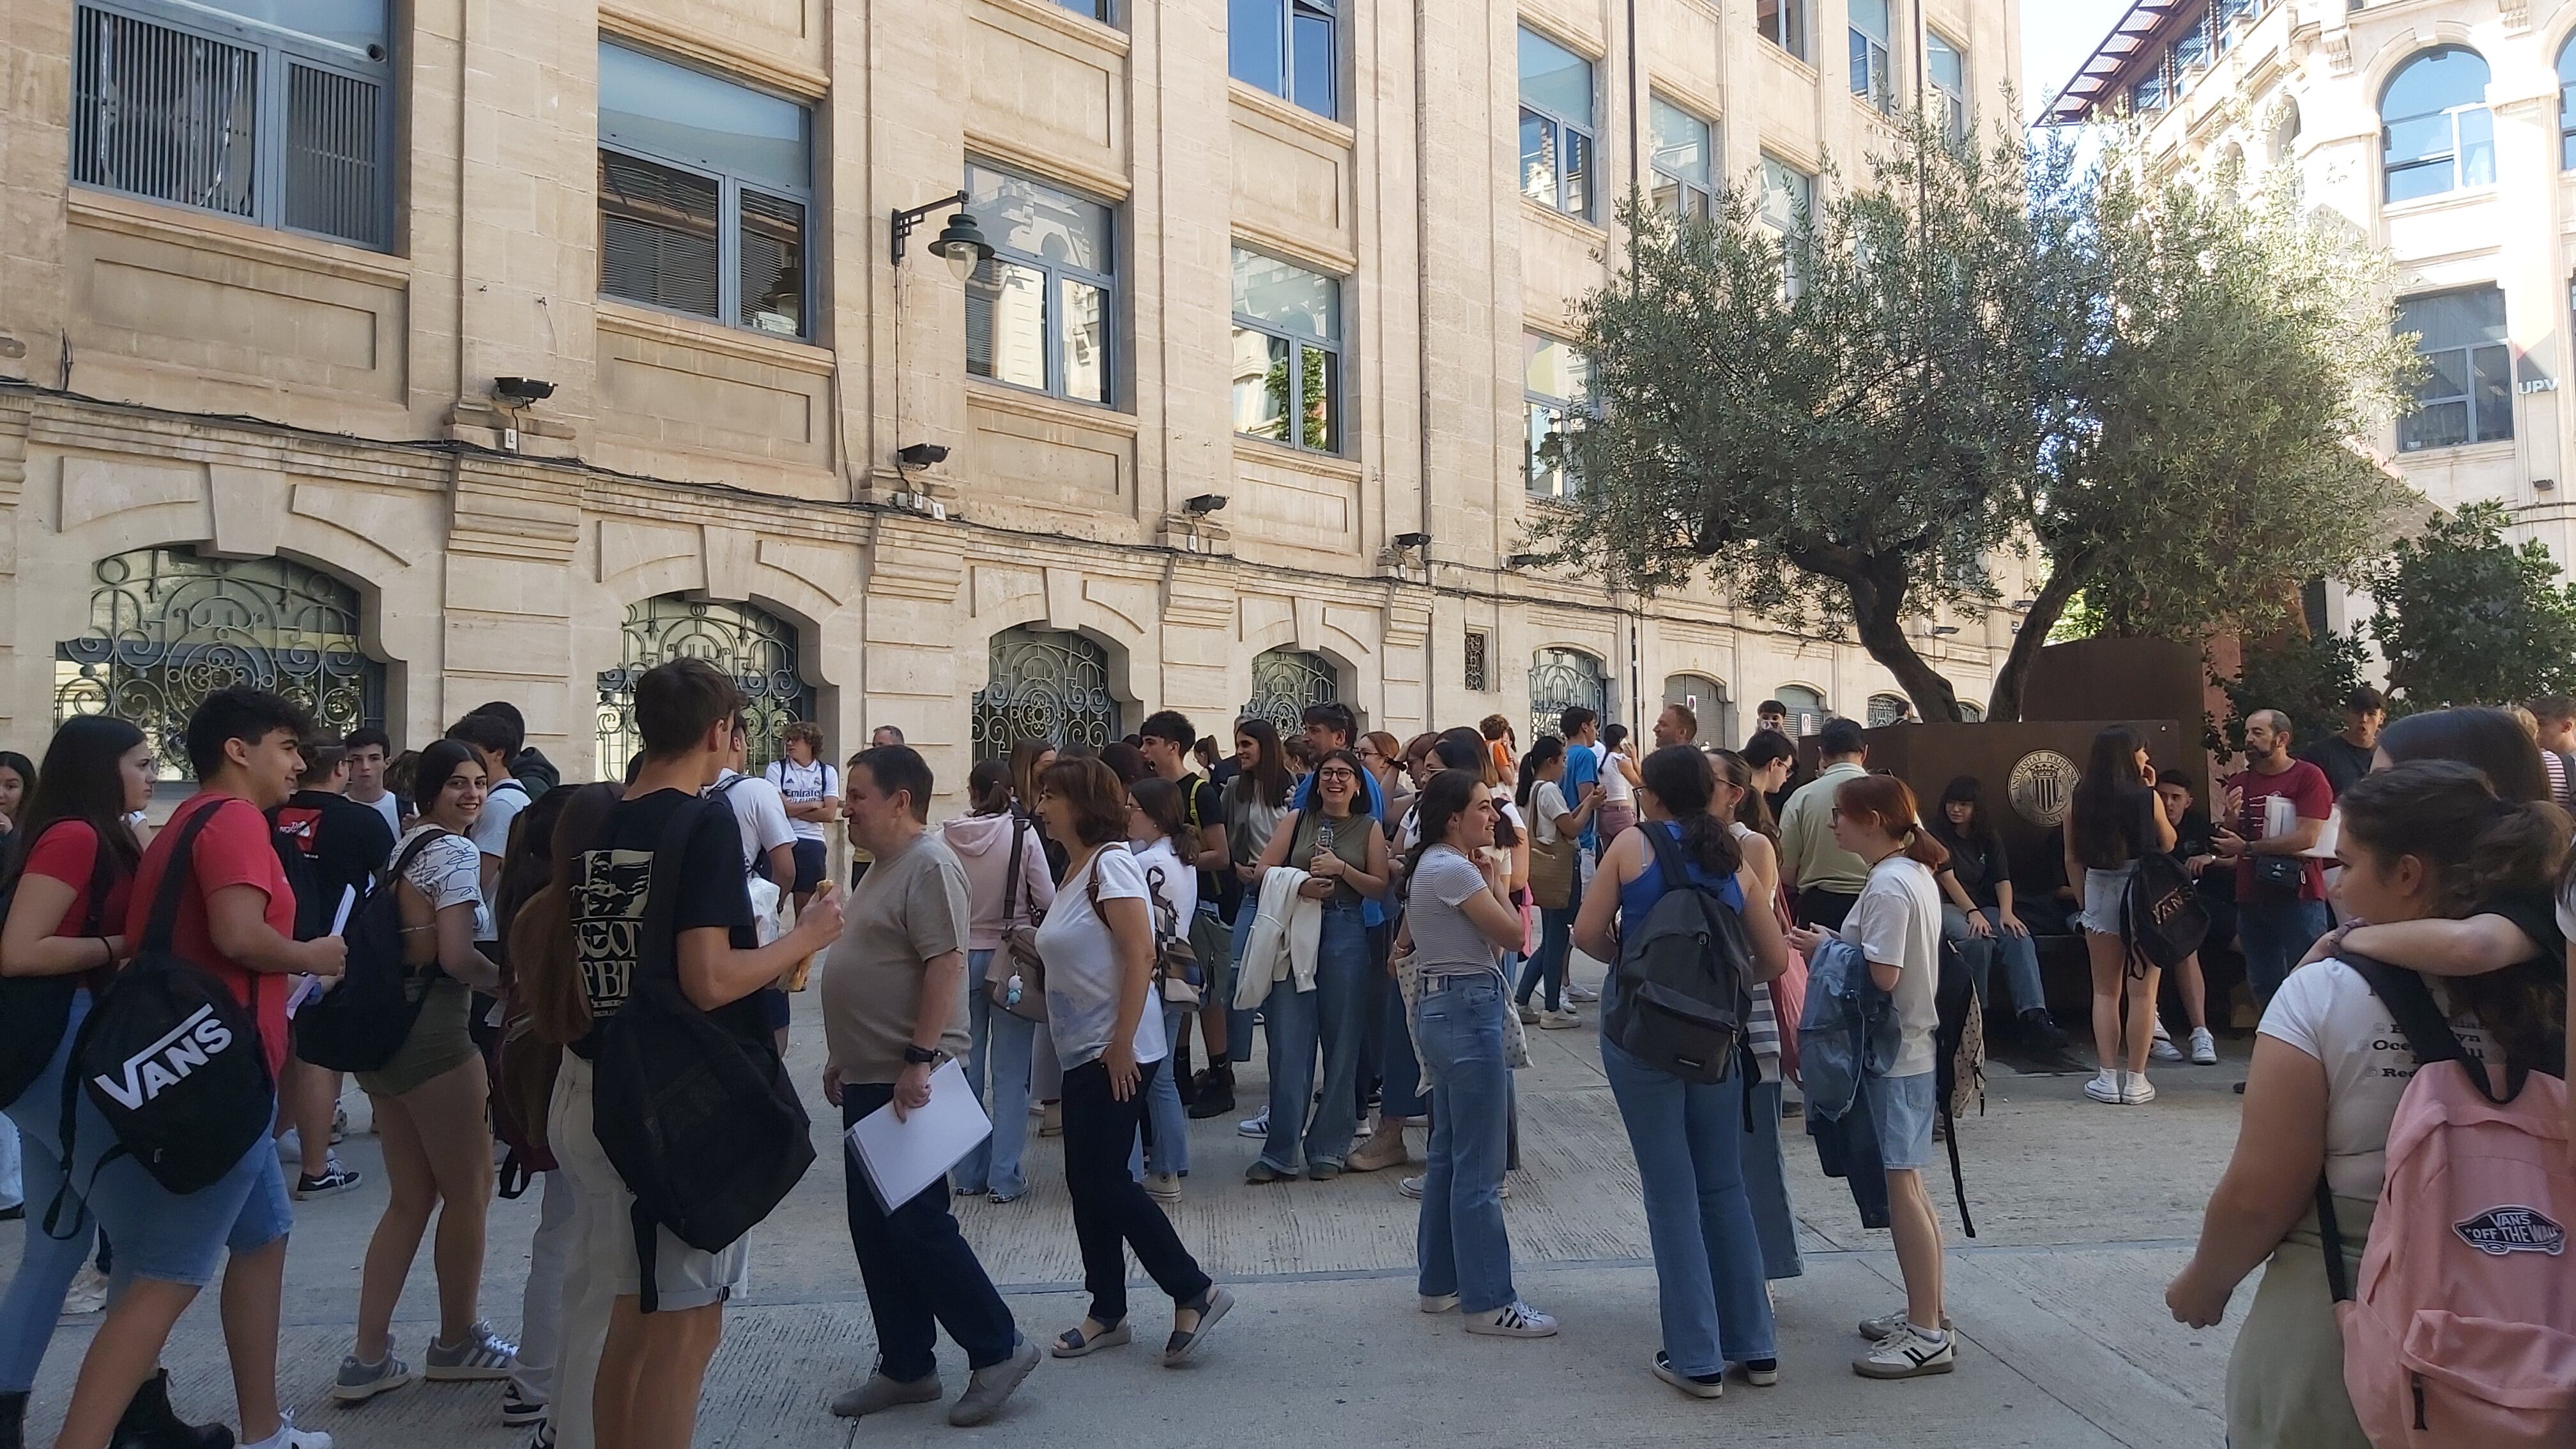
[466,778,529,940]
[355,790,401,836]
[1531,780,1569,845]
[765,758,838,843]
[1843,854,1943,1078]
[713,770,795,875]
[2259,957,2490,1201]
[397,824,491,940]
[1601,753,1636,804]
[1132,838,1200,928]
[1037,845,1169,1070]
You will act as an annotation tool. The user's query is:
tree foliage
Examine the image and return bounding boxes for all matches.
[1536,116,2411,721]
[2366,502,2576,710]
[2208,629,2369,755]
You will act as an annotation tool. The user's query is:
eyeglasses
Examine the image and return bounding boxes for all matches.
[1316,768,1359,783]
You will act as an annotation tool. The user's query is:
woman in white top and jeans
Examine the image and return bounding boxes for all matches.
[1127,777,1200,1203]
[1788,773,1953,1381]
[2167,761,2564,1447]
[1032,758,1232,1365]
[1402,770,1552,1338]
[1596,724,1639,842]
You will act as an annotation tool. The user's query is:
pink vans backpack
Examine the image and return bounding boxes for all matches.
[2319,956,2575,1448]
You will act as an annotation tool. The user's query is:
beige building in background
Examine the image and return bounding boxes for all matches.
[0,0,2022,787]
[2053,0,2576,633]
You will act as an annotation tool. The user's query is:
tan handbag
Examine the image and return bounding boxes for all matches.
[1527,830,1574,910]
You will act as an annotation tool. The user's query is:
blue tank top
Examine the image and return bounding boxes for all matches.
[1618,820,1746,924]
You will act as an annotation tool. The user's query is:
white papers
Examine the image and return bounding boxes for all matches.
[2262,795,2297,840]
[328,885,357,937]
[845,1058,991,1211]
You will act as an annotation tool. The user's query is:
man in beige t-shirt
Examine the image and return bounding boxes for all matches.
[816,744,1036,1425]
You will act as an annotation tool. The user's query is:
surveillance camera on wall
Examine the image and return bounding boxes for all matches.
[1184,493,1228,514]
[897,442,950,467]
[493,376,555,404]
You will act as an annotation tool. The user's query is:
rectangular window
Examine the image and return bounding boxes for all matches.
[2399,288,2513,450]
[1519,27,1595,221]
[1464,630,1489,693]
[2173,14,2211,75]
[1927,32,1968,148]
[1524,334,1590,499]
[1848,0,1892,111]
[1761,156,1814,297]
[1229,0,1335,118]
[599,42,811,337]
[1055,0,1107,19]
[965,162,1117,406]
[69,0,393,249]
[2215,0,2251,49]
[1231,248,1342,453]
[1649,97,1715,220]
[1757,0,1806,62]
[2132,68,2167,112]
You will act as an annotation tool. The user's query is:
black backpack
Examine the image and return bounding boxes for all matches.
[1930,936,1982,1239]
[587,796,813,1312]
[293,829,449,1073]
[0,825,116,1111]
[2122,851,2211,973]
[60,802,273,1197]
[266,801,334,942]
[1603,822,1755,1084]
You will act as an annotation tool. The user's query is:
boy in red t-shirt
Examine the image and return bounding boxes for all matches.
[60,686,346,1449]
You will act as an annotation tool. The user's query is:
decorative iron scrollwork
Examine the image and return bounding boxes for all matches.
[1528,648,1607,744]
[597,597,811,781]
[55,547,383,778]
[972,627,1118,762]
[1241,649,1338,735]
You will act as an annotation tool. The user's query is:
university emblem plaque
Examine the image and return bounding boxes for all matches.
[2007,750,2080,827]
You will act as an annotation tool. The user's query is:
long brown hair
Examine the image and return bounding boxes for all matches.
[1710,749,1777,843]
[512,782,623,1046]
[1832,773,1948,870]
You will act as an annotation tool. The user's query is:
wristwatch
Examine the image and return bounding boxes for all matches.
[901,1044,942,1066]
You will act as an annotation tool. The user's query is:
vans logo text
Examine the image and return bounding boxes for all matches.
[91,1006,235,1110]
[2453,1206,2566,1257]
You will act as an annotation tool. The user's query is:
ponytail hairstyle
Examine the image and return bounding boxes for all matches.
[515,781,624,1046]
[4,716,146,893]
[1515,735,1566,809]
[966,758,1015,816]
[1404,769,1486,884]
[1639,744,1741,878]
[2340,760,2567,1075]
[1711,749,1778,843]
[1832,772,1949,871]
[1603,723,1631,755]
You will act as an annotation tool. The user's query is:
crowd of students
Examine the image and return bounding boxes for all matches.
[0,675,2564,1447]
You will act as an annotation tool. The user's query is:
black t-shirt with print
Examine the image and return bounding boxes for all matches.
[2473,887,2564,968]
[273,788,396,935]
[571,788,760,1058]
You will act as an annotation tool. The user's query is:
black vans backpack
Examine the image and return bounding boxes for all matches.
[293,829,448,1073]
[2122,852,2210,974]
[61,802,273,1196]
[266,801,334,942]
[0,825,115,1111]
[1603,822,1755,1084]
[588,796,813,1312]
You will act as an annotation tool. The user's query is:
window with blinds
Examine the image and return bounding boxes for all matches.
[70,1,392,249]
[597,42,812,338]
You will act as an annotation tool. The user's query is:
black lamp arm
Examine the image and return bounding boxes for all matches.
[892,190,970,262]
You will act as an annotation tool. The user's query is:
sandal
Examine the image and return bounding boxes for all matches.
[1051,1319,1130,1358]
[1163,1285,1234,1365]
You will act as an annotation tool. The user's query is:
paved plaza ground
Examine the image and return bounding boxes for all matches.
[5,960,2249,1448]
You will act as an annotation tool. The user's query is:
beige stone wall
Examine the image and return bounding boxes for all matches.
[0,0,2025,792]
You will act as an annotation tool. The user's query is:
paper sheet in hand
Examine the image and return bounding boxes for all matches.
[845,1058,990,1211]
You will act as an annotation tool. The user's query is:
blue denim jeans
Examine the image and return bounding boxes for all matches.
[1377,968,1424,1120]
[0,993,96,1392]
[957,950,1037,1199]
[1601,1038,1778,1374]
[1227,907,1259,1067]
[1258,904,1370,1170]
[1144,1003,1189,1177]
[1741,1077,1802,1280]
[2239,896,2330,1003]
[1942,905,2047,1015]
[1414,972,1517,1314]
[1518,908,1575,1011]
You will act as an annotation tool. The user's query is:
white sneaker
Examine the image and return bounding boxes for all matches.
[1539,1009,1581,1030]
[274,1127,300,1160]
[1857,1308,1952,1341]
[1464,1301,1558,1338]
[2083,1070,2122,1103]
[62,1263,109,1315]
[2149,1030,2183,1062]
[1144,1172,1182,1206]
[2119,1073,2157,1105]
[244,1415,335,1449]
[1236,1108,1270,1139]
[1853,1325,1954,1379]
[1565,984,1598,1004]
[1397,1174,1424,1200]
[2189,1027,2218,1066]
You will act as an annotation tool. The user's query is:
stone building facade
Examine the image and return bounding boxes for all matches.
[2053,0,2576,631]
[0,0,2022,790]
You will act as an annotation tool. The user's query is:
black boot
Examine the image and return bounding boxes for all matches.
[1186,1059,1236,1119]
[2018,1008,2069,1052]
[3,1389,29,1449]
[111,1370,234,1449]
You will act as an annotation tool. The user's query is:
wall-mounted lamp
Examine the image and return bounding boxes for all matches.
[493,376,555,405]
[2536,478,2557,493]
[896,442,949,468]
[1184,493,1229,515]
[1393,532,1432,550]
[891,192,994,281]
[1505,553,1546,569]
[1931,625,1961,636]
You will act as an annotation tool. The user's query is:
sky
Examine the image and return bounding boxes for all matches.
[2021,0,2135,125]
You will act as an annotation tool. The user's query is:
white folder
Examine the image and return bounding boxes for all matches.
[845,1057,992,1212]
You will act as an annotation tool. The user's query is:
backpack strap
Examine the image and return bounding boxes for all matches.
[138,801,227,957]
[1002,815,1025,924]
[2315,949,2487,1302]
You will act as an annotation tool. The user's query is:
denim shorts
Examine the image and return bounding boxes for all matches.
[77,1094,293,1288]
[1864,1071,1938,1172]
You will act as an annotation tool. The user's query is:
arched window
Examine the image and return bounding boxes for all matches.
[1241,649,1339,735]
[1528,648,1607,744]
[1661,673,1729,745]
[1958,701,1986,723]
[1866,693,1911,727]
[972,626,1119,762]
[597,597,811,781]
[56,546,383,778]
[1774,684,1826,736]
[2559,33,2576,169]
[2382,47,2494,203]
